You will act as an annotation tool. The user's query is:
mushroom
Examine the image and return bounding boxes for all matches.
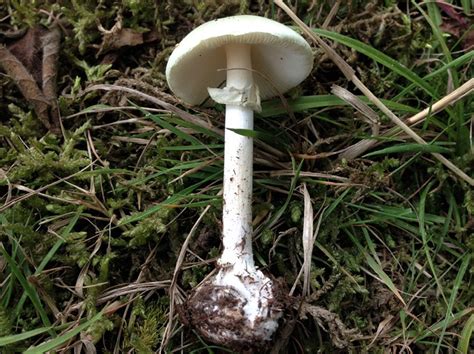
[166,15,313,348]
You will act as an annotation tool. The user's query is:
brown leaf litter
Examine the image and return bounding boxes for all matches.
[0,25,61,133]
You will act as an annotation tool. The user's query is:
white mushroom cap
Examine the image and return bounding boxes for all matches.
[166,15,313,105]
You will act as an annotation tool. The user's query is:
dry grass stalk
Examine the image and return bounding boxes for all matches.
[160,201,216,352]
[406,78,473,126]
[302,183,314,296]
[86,84,223,136]
[274,0,474,186]
[342,78,474,159]
[332,85,381,160]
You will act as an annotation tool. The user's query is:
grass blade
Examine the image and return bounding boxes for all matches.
[460,0,471,14]
[126,159,220,187]
[436,254,471,353]
[14,209,83,322]
[347,230,405,305]
[36,209,83,273]
[417,308,474,342]
[458,314,474,354]
[0,244,52,330]
[312,29,438,98]
[149,114,204,146]
[261,95,417,117]
[24,312,103,353]
[264,158,303,230]
[0,326,53,347]
[394,50,474,100]
[413,1,469,153]
[119,170,221,225]
[365,255,405,305]
[418,183,447,306]
[227,128,280,144]
[363,143,452,157]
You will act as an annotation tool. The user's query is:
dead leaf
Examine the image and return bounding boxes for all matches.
[96,15,160,57]
[0,44,51,130]
[436,1,469,28]
[41,26,61,131]
[41,27,60,100]
[463,29,474,50]
[143,29,160,43]
[436,0,473,50]
[7,26,45,84]
[0,26,62,133]
[440,21,474,50]
[98,27,145,55]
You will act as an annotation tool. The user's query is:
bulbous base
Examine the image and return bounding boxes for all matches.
[182,269,284,349]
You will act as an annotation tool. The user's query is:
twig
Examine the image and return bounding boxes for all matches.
[274,0,474,186]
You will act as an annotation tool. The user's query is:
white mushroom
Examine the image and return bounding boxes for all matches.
[166,15,313,348]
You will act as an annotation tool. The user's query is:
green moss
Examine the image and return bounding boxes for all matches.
[327,274,368,312]
[7,0,39,27]
[125,298,168,353]
[8,104,45,138]
[0,303,12,337]
[61,232,90,268]
[5,128,89,184]
[84,316,115,344]
[122,208,174,247]
[182,264,211,289]
[260,228,274,247]
[63,1,105,55]
[290,200,303,223]
[0,1,472,352]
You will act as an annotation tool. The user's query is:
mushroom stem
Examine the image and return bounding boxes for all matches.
[166,15,314,348]
[220,43,255,269]
[182,43,282,348]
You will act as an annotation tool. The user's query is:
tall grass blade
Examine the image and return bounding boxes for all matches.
[261,95,417,117]
[0,244,52,330]
[120,170,221,225]
[458,314,474,354]
[312,29,438,97]
[436,254,471,353]
[0,326,53,347]
[363,143,452,157]
[418,183,447,305]
[14,209,83,323]
[24,312,103,353]
[348,231,405,305]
